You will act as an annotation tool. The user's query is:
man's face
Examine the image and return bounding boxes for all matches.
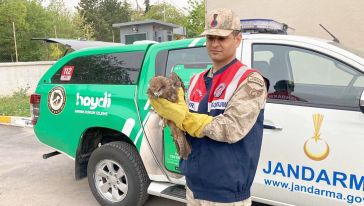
[206,32,242,63]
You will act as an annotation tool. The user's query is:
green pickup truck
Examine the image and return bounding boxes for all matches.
[31,30,364,206]
[30,38,211,206]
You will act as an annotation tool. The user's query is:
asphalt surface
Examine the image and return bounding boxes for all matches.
[0,125,269,206]
[0,125,184,206]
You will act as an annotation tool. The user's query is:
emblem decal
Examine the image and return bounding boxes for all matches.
[214,83,226,98]
[48,86,66,114]
[211,14,218,27]
[248,76,264,87]
[303,113,330,161]
[60,66,74,81]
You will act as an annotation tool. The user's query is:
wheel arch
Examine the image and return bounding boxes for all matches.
[74,126,137,180]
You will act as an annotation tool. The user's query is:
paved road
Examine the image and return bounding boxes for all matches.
[0,125,269,206]
[0,125,184,206]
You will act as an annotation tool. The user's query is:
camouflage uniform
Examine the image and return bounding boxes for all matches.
[202,71,267,143]
[182,8,267,206]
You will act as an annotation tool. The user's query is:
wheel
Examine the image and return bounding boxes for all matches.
[87,141,150,206]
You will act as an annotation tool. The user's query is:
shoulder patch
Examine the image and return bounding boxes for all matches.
[248,76,264,87]
[245,84,264,97]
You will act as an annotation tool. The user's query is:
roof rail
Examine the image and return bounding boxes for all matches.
[240,19,288,34]
[133,40,158,45]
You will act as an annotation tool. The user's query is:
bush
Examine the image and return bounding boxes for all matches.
[0,88,30,117]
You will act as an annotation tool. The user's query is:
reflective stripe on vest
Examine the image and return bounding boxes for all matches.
[188,66,255,112]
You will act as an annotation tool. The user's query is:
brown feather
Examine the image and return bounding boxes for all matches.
[147,73,191,159]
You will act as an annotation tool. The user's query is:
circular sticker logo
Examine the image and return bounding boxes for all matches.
[214,83,226,98]
[48,86,66,114]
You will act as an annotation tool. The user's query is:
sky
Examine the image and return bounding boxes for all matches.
[55,0,190,13]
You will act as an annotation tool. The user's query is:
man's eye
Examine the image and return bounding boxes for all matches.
[207,36,227,41]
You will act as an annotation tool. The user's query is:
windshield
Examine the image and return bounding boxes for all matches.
[329,42,364,59]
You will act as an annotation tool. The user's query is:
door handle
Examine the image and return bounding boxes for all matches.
[264,124,283,130]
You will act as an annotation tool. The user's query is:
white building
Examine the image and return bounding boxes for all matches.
[206,0,364,56]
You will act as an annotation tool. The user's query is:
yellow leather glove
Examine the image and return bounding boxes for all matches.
[149,88,213,137]
[182,111,213,137]
[149,88,188,129]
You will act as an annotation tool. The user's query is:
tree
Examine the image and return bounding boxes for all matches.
[77,0,132,42]
[0,0,28,62]
[0,0,97,62]
[72,13,95,40]
[22,0,55,61]
[139,2,186,26]
[0,0,56,62]
[47,0,95,59]
[185,0,205,38]
[134,1,205,38]
[144,0,150,13]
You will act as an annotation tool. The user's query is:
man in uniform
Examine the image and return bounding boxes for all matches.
[150,8,267,206]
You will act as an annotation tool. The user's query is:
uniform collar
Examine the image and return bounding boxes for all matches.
[209,58,238,77]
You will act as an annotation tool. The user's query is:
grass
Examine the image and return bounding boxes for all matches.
[0,88,30,117]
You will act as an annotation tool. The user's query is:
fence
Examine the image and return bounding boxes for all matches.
[0,61,55,96]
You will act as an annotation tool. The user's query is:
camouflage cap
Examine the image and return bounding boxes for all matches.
[201,8,241,37]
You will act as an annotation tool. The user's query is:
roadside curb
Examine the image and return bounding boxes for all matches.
[0,116,33,128]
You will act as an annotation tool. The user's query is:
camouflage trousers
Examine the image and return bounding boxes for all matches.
[186,187,252,206]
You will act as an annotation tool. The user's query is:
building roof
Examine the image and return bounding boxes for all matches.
[112,19,181,28]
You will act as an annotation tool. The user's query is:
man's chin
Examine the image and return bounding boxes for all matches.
[209,55,223,62]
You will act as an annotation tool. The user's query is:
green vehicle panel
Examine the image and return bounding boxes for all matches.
[135,38,209,173]
[33,38,209,172]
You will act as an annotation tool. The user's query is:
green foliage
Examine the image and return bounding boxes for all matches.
[185,0,205,38]
[0,0,95,62]
[135,2,186,27]
[0,0,28,62]
[0,0,206,62]
[48,0,78,38]
[21,0,54,61]
[72,13,95,40]
[0,87,30,116]
[77,0,132,42]
[46,0,95,59]
[133,0,205,38]
[0,0,65,61]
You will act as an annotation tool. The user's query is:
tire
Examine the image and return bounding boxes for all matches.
[87,141,150,206]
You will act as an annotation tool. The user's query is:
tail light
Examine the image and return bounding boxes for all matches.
[30,94,41,125]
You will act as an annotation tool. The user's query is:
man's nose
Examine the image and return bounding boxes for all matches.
[210,38,220,47]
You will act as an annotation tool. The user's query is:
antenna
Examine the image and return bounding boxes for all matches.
[319,24,340,43]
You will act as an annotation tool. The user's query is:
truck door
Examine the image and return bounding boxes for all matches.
[136,40,211,181]
[162,46,211,173]
[244,40,364,206]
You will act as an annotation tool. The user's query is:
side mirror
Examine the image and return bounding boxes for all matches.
[360,90,364,113]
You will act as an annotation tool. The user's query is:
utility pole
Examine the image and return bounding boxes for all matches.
[112,30,115,42]
[54,25,58,38]
[86,27,90,40]
[54,25,59,49]
[12,22,18,62]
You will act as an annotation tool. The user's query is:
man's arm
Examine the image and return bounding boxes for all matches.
[201,72,267,143]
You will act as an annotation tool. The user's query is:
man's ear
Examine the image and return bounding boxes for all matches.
[235,33,242,48]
